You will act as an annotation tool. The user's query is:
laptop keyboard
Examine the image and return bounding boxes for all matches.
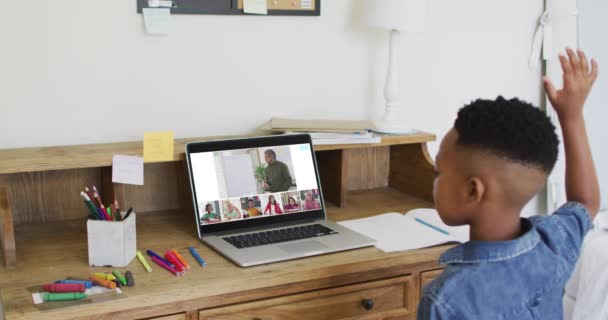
[223,224,339,249]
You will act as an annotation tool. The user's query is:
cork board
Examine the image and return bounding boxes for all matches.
[137,0,320,16]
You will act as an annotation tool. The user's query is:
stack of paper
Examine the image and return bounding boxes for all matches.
[264,118,381,145]
[338,208,469,252]
[285,131,381,145]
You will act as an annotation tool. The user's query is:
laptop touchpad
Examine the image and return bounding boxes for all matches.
[279,240,327,254]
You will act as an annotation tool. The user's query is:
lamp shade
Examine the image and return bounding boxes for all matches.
[363,0,428,32]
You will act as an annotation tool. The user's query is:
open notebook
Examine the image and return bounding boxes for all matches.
[338,208,470,253]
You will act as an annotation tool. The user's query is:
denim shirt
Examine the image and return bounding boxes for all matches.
[418,202,592,320]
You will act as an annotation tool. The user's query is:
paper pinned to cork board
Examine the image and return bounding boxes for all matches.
[244,0,267,14]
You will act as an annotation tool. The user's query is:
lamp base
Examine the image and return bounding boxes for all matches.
[373,118,416,135]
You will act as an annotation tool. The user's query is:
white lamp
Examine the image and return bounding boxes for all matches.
[364,0,428,134]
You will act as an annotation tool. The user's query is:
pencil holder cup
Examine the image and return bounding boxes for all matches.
[87,213,136,267]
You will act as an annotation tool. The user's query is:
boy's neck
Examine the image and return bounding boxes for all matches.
[469,207,523,242]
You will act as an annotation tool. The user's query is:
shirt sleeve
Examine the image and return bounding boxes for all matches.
[417,294,453,320]
[540,202,593,265]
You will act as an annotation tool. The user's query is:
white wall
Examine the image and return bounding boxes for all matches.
[544,0,579,213]
[0,0,546,212]
[578,0,607,210]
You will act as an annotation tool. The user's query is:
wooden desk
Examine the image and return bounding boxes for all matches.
[0,133,448,319]
[1,194,448,320]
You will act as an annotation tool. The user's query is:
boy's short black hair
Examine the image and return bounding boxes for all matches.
[454,96,559,173]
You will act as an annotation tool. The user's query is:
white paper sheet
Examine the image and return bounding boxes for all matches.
[143,8,170,35]
[339,209,469,253]
[244,0,267,15]
[405,208,470,243]
[112,155,144,185]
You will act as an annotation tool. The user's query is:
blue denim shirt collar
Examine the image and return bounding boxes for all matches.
[440,218,540,265]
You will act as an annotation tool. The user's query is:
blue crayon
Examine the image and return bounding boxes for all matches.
[146,249,175,268]
[54,279,93,289]
[188,246,207,267]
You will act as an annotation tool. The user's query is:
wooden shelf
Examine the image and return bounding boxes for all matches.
[0,188,443,320]
[0,132,435,175]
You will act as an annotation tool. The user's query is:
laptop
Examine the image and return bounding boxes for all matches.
[185,134,376,267]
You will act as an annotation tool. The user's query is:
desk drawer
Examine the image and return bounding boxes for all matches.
[199,275,417,320]
[145,313,187,320]
[420,269,443,295]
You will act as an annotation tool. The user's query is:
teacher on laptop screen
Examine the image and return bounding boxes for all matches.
[263,149,293,192]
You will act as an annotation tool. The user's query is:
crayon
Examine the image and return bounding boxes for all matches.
[124,208,133,220]
[147,250,175,269]
[189,246,207,267]
[137,251,152,272]
[150,256,181,276]
[81,192,101,220]
[44,292,87,302]
[43,283,85,293]
[125,271,135,287]
[55,279,93,289]
[114,200,122,221]
[112,270,127,286]
[89,276,117,289]
[107,206,113,221]
[165,251,186,272]
[171,249,191,270]
[93,273,116,281]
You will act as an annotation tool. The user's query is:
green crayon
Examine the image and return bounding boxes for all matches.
[44,292,87,302]
[112,270,127,286]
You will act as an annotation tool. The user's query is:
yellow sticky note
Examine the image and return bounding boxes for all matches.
[144,131,174,163]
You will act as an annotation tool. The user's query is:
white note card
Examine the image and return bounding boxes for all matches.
[301,0,312,9]
[143,8,170,35]
[112,155,144,185]
[244,0,267,15]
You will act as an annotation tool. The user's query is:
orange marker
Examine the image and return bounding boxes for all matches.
[89,276,116,289]
[171,249,191,270]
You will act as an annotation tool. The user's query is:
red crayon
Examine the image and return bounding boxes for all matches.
[165,251,186,272]
[100,207,112,221]
[151,256,181,276]
[43,283,85,293]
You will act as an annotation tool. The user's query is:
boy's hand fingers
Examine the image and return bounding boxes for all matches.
[578,49,589,74]
[566,48,580,75]
[559,54,573,77]
[543,76,558,102]
[590,58,599,82]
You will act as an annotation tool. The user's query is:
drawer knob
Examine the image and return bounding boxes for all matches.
[362,298,375,310]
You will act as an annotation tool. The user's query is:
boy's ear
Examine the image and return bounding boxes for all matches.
[467,177,485,203]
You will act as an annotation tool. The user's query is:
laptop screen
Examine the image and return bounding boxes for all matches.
[187,135,324,234]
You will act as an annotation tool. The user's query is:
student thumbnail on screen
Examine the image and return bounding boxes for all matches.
[281,191,302,214]
[261,193,284,215]
[221,198,243,221]
[199,200,221,225]
[240,196,263,219]
[301,189,322,211]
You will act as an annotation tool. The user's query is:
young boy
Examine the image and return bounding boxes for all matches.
[418,48,600,319]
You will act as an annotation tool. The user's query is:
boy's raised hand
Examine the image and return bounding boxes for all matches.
[543,48,598,119]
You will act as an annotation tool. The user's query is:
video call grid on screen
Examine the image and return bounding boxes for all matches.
[190,143,321,225]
